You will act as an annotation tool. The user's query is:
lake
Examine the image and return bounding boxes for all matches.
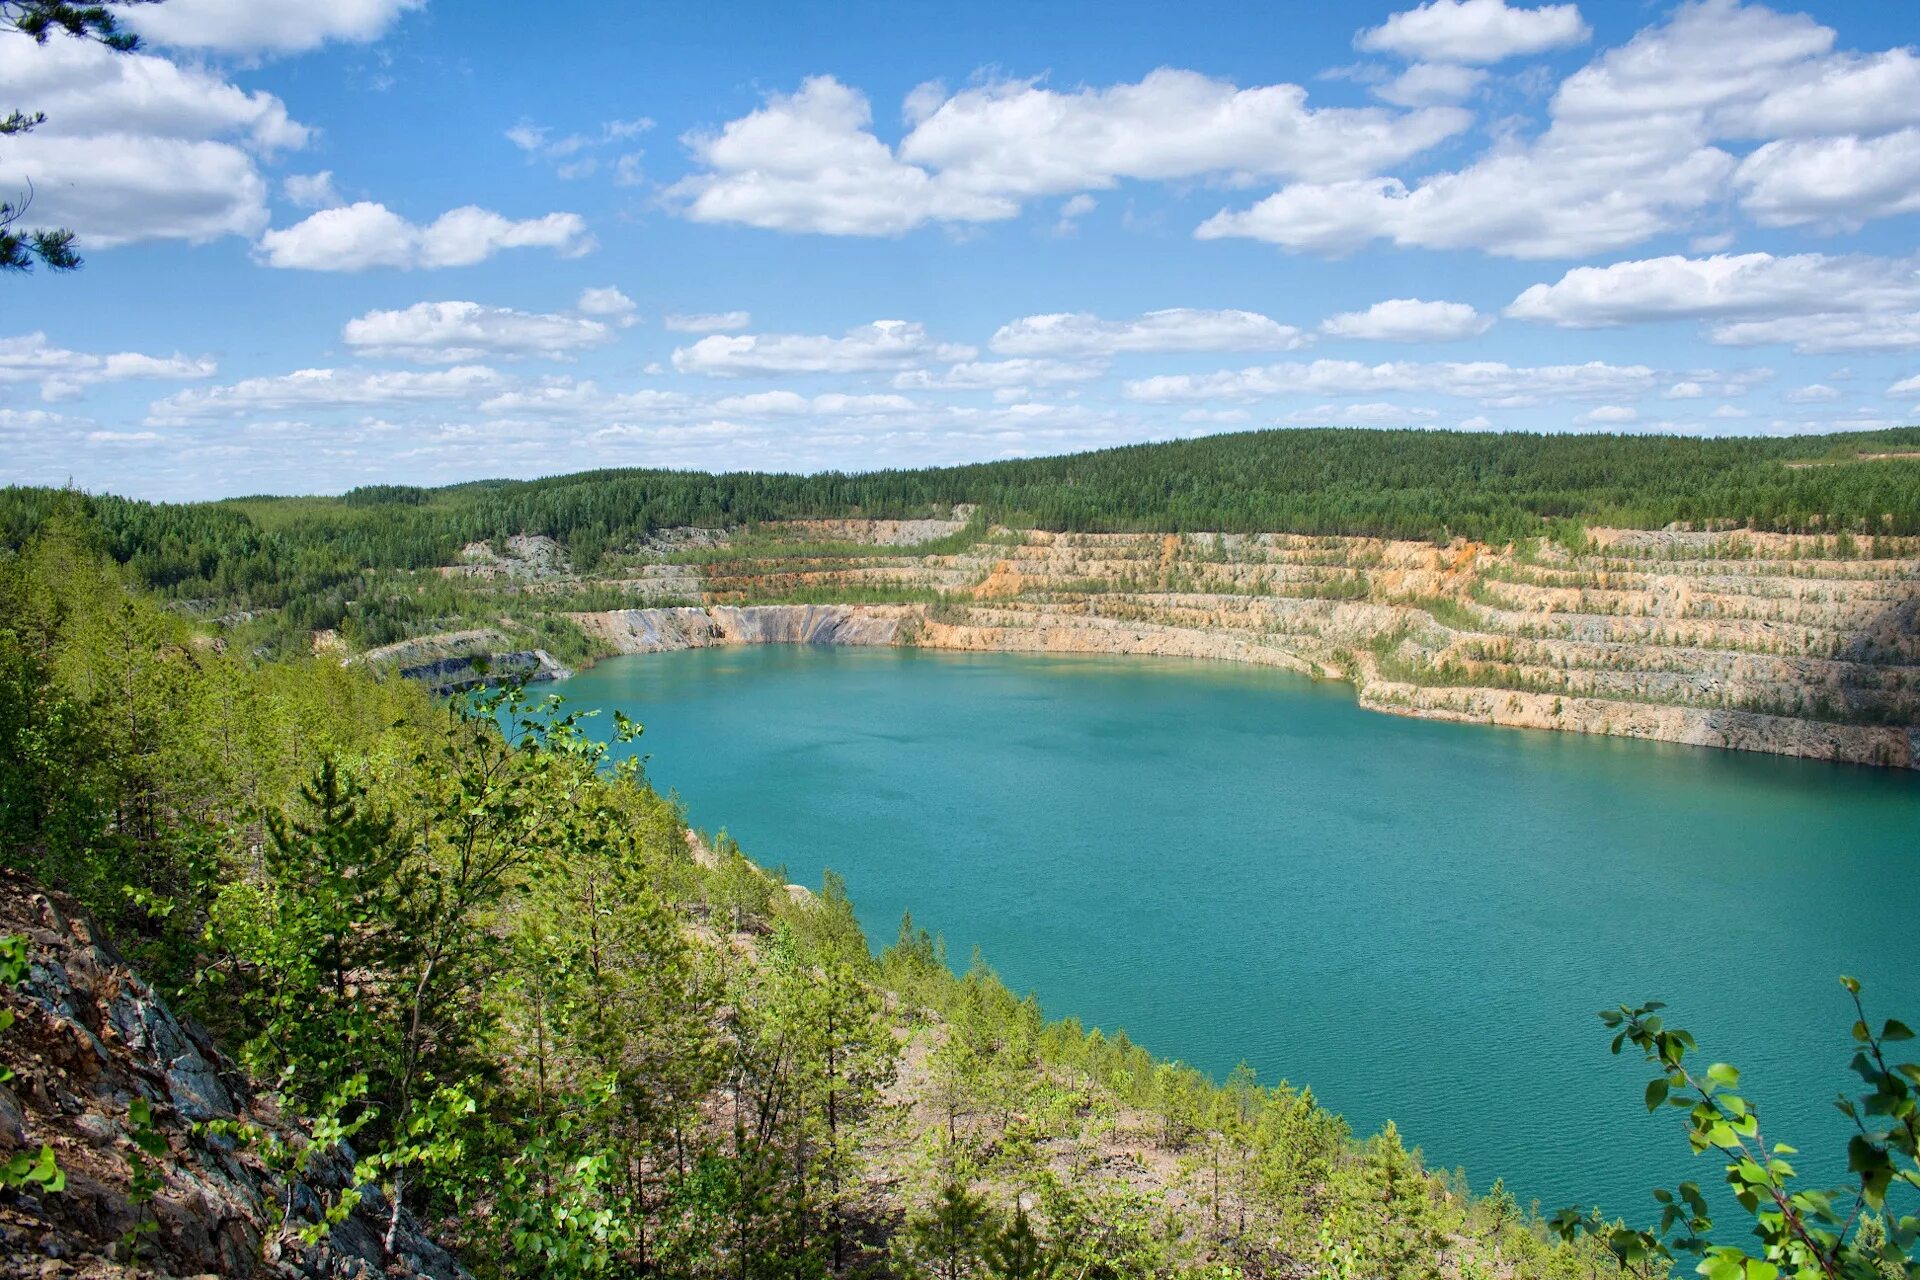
[559,644,1920,1219]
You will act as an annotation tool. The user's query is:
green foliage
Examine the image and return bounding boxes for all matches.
[1552,983,1918,1280]
[0,934,63,1195]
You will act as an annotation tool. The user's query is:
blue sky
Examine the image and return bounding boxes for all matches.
[5,0,1920,500]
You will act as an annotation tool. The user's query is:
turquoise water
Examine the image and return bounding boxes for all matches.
[561,645,1920,1218]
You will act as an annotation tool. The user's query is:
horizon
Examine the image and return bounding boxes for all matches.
[6,0,1920,502]
[28,421,1920,507]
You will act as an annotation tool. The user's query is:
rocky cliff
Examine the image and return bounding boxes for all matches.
[564,523,1920,770]
[0,874,466,1279]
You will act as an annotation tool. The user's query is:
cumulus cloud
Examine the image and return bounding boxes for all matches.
[0,332,215,399]
[1124,358,1656,404]
[256,202,594,270]
[1735,129,1920,228]
[1320,298,1492,342]
[149,366,504,422]
[989,309,1308,357]
[671,320,974,376]
[1508,251,1920,352]
[577,286,639,326]
[0,36,305,246]
[664,311,752,333]
[1355,0,1590,64]
[1205,0,1920,259]
[1784,383,1841,403]
[1509,252,1920,326]
[1576,404,1639,424]
[669,70,1469,235]
[132,0,424,53]
[341,301,614,363]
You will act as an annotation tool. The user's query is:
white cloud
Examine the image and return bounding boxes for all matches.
[1577,404,1639,424]
[0,35,306,246]
[132,0,423,53]
[476,378,691,419]
[1374,62,1488,107]
[1708,404,1750,418]
[664,311,752,333]
[1125,357,1656,404]
[283,171,343,209]
[1055,193,1098,234]
[1735,129,1920,228]
[1205,0,1920,259]
[899,68,1471,191]
[1508,251,1920,353]
[672,320,974,376]
[1886,375,1920,397]
[0,332,215,399]
[256,202,594,270]
[1785,383,1842,403]
[577,286,639,326]
[1356,0,1591,64]
[1665,382,1705,398]
[341,301,613,363]
[506,117,656,180]
[669,77,1018,236]
[989,309,1308,357]
[894,359,1106,390]
[1509,252,1920,326]
[149,366,504,422]
[1321,298,1492,342]
[670,70,1469,235]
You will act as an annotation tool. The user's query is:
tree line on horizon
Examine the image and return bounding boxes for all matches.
[7,426,1920,613]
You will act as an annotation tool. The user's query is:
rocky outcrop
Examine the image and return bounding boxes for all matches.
[574,605,915,653]
[395,648,571,696]
[0,874,468,1278]
[566,523,1920,769]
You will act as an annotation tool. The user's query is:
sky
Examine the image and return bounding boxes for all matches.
[4,0,1920,501]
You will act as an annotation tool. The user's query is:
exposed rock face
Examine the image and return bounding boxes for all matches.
[395,649,571,696]
[568,524,1919,769]
[443,533,570,580]
[0,875,468,1279]
[575,605,914,653]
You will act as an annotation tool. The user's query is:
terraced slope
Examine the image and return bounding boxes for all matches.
[569,522,1920,769]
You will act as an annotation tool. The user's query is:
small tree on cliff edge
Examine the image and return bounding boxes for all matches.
[2,1,159,274]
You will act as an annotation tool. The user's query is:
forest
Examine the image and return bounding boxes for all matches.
[6,426,1920,622]
[0,487,1913,1278]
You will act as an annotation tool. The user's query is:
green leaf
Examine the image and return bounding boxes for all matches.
[1647,1078,1670,1111]
[1882,1020,1914,1042]
[1707,1063,1740,1088]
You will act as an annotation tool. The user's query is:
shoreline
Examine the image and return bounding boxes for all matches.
[567,602,1920,771]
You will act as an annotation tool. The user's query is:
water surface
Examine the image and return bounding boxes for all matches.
[562,645,1920,1217]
